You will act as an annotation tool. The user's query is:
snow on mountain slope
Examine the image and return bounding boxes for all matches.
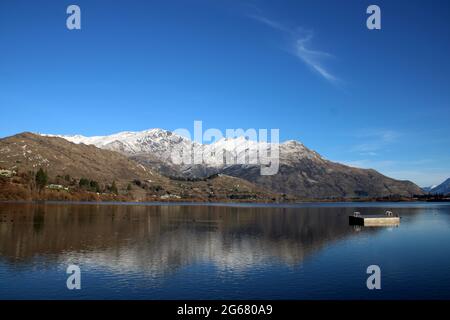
[42,129,323,167]
[429,178,450,195]
[44,129,196,161]
[38,129,424,198]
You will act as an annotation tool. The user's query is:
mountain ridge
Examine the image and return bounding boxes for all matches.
[37,129,424,199]
[427,178,450,195]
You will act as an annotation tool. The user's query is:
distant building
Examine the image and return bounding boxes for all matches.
[0,169,16,178]
[160,194,181,199]
[47,184,69,191]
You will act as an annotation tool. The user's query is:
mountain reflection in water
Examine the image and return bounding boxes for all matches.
[3,202,447,300]
[0,203,378,273]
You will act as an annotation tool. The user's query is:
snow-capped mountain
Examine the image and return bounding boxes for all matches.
[41,128,424,198]
[0,132,277,202]
[44,129,324,168]
[44,129,195,160]
[422,185,438,192]
[427,178,450,195]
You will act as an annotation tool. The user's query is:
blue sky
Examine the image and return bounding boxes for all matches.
[0,0,449,186]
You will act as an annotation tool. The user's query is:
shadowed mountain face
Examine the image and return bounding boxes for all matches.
[221,160,423,199]
[0,203,371,272]
[41,129,424,199]
[429,178,450,195]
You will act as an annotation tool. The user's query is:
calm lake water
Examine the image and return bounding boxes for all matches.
[1,202,450,299]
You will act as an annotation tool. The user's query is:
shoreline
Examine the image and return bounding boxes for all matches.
[1,199,449,209]
[2,177,448,205]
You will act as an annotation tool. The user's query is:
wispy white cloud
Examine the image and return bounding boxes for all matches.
[249,14,339,83]
[381,170,449,188]
[293,30,338,83]
[248,14,289,33]
[336,158,448,187]
[351,129,401,155]
[339,159,397,169]
[357,129,400,141]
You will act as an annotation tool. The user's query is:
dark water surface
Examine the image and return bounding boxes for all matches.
[1,202,450,299]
